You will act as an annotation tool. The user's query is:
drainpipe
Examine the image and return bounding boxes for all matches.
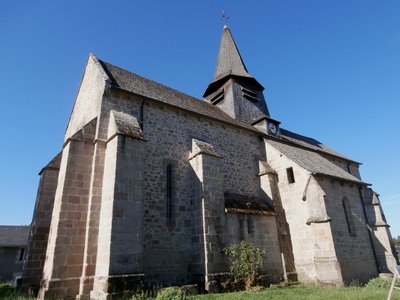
[358,186,380,273]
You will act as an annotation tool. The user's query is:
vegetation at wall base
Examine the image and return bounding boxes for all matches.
[0,283,34,300]
[2,276,400,299]
[365,276,400,289]
[224,241,266,291]
[187,285,400,300]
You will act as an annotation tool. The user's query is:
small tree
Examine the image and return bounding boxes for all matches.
[224,241,266,291]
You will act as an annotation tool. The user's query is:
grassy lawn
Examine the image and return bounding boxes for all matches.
[188,286,400,300]
[1,284,400,299]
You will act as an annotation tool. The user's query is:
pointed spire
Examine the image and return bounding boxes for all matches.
[204,26,263,98]
[213,26,252,82]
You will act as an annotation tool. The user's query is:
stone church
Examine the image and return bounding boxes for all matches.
[23,26,398,299]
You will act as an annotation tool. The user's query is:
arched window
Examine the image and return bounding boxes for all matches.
[342,197,356,236]
[166,164,172,220]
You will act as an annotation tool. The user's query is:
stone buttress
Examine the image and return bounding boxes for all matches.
[188,139,225,291]
[22,154,61,295]
[39,119,97,299]
[90,111,147,300]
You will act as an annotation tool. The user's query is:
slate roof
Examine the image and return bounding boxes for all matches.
[224,192,274,215]
[203,26,264,97]
[39,152,62,175]
[110,110,145,141]
[99,60,256,132]
[96,56,357,167]
[0,226,30,247]
[267,139,366,185]
[280,129,353,161]
[213,25,252,83]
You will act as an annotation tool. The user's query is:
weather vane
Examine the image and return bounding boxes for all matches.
[221,10,229,26]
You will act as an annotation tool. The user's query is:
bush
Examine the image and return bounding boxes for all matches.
[0,283,34,299]
[0,283,15,298]
[130,290,152,300]
[365,276,400,289]
[224,241,266,291]
[156,287,185,300]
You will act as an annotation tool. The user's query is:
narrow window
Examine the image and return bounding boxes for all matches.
[342,197,356,236]
[247,217,254,234]
[287,167,295,184]
[166,164,172,220]
[18,248,25,262]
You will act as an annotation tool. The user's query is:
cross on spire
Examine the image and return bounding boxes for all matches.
[221,10,229,26]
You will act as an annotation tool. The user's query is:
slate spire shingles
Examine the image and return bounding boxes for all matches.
[213,25,251,82]
[203,26,263,97]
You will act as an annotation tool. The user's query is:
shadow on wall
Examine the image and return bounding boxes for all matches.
[321,183,395,284]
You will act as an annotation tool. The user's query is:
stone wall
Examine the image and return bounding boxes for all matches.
[0,247,24,283]
[318,178,378,283]
[189,141,225,289]
[91,134,146,299]
[77,141,106,297]
[91,90,282,287]
[34,58,396,298]
[264,142,343,285]
[363,188,398,273]
[266,137,382,285]
[40,121,96,299]
[65,54,108,141]
[22,154,61,293]
[223,213,283,282]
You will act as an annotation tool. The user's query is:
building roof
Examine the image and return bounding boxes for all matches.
[203,26,264,97]
[279,129,354,162]
[213,25,252,83]
[267,139,366,185]
[224,192,275,216]
[96,57,356,165]
[99,59,257,132]
[0,225,30,247]
[39,152,62,175]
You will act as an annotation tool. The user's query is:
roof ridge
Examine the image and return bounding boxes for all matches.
[97,57,356,164]
[98,58,259,132]
[99,59,203,103]
[267,139,365,185]
[279,128,357,163]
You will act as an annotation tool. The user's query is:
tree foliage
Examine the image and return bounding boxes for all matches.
[224,241,266,291]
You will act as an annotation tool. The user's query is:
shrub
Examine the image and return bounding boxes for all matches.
[156,287,185,300]
[224,241,266,291]
[0,283,34,299]
[0,283,16,298]
[130,290,151,300]
[365,276,400,289]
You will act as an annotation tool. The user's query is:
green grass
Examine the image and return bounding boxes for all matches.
[187,286,400,300]
[0,283,35,300]
[2,283,400,299]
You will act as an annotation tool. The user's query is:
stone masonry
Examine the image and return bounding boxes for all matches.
[23,26,398,299]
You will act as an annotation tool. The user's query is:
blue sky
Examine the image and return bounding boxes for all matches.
[0,1,399,238]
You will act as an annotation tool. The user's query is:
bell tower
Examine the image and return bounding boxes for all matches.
[204,26,280,136]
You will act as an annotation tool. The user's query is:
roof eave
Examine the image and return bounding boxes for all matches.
[312,172,370,186]
[264,133,362,165]
[108,84,260,134]
[203,75,264,98]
